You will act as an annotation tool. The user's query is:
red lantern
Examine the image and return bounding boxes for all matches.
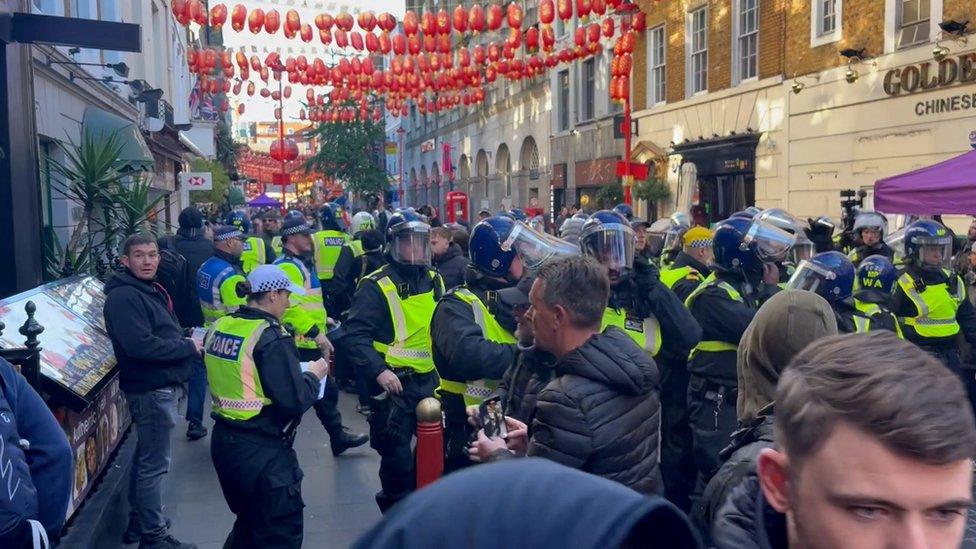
[393,33,407,55]
[473,45,486,65]
[358,11,377,32]
[453,6,467,33]
[264,9,280,33]
[602,18,615,38]
[576,0,592,20]
[622,30,636,53]
[487,4,503,31]
[260,88,271,98]
[247,81,255,96]
[592,0,607,15]
[488,43,501,62]
[379,33,391,53]
[587,22,601,43]
[271,90,280,101]
[378,12,396,33]
[270,139,299,161]
[423,34,436,53]
[247,8,264,33]
[574,27,586,47]
[301,24,313,42]
[172,0,187,23]
[436,9,450,35]
[315,13,333,30]
[231,4,246,31]
[542,26,556,51]
[422,11,436,35]
[237,103,245,115]
[507,2,524,29]
[232,81,242,95]
[188,0,207,26]
[335,29,348,48]
[336,12,354,32]
[351,31,364,50]
[541,0,555,25]
[307,88,315,102]
[210,4,227,29]
[366,32,379,52]
[633,12,646,32]
[283,86,292,99]
[409,34,422,55]
[284,9,300,33]
[319,29,332,44]
[505,28,521,50]
[469,5,485,33]
[404,11,419,36]
[557,0,573,21]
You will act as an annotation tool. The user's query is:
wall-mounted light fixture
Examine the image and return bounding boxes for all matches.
[839,48,875,84]
[933,19,969,61]
[48,56,129,77]
[790,72,823,94]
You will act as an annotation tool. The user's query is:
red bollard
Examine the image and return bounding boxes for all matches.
[415,397,444,489]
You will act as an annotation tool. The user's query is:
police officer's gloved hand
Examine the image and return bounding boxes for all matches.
[634,256,661,281]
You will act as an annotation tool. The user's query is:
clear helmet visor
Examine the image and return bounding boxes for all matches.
[663,228,686,252]
[786,259,836,296]
[914,236,952,270]
[389,224,431,266]
[504,222,580,271]
[885,228,907,263]
[854,211,889,239]
[755,208,801,234]
[580,224,636,271]
[790,238,816,264]
[669,211,691,230]
[744,220,798,262]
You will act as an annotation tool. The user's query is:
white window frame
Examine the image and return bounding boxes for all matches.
[810,0,843,47]
[558,69,571,131]
[581,58,596,122]
[685,7,708,98]
[884,0,942,53]
[647,24,666,107]
[732,0,759,85]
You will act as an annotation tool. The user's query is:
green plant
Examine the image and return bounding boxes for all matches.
[215,120,243,175]
[633,177,671,205]
[111,175,167,239]
[595,181,624,210]
[305,102,388,195]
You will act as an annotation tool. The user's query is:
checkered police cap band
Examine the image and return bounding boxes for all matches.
[253,277,290,293]
[281,222,312,236]
[214,228,245,241]
[689,238,713,249]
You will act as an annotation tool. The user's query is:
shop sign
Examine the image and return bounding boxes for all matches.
[883,53,976,96]
[385,141,398,155]
[576,157,619,188]
[552,163,566,188]
[420,138,436,153]
[180,171,212,191]
[913,91,976,116]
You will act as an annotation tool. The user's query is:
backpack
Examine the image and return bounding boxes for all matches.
[156,236,194,326]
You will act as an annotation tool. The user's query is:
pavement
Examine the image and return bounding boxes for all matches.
[116,390,382,549]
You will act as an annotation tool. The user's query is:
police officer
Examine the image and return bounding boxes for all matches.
[274,217,368,457]
[579,210,702,361]
[431,216,527,473]
[227,211,276,274]
[661,212,691,269]
[891,219,976,409]
[854,254,903,337]
[326,211,382,315]
[343,211,445,512]
[684,216,791,491]
[197,226,248,328]
[205,265,329,548]
[848,210,894,266]
[313,203,351,285]
[787,251,899,334]
[613,203,634,221]
[660,226,713,302]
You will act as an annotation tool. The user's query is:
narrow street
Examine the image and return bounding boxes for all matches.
[108,392,380,549]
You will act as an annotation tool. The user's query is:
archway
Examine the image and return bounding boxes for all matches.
[409,167,418,207]
[419,165,429,207]
[496,143,511,199]
[431,162,441,213]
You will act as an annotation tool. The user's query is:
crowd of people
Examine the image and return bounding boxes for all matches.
[6,192,971,548]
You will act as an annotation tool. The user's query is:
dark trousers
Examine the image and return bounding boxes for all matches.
[659,357,696,512]
[185,354,207,425]
[125,386,178,543]
[687,374,738,503]
[211,424,304,549]
[333,331,370,407]
[927,347,976,413]
[298,348,345,441]
[367,370,439,513]
[441,395,474,475]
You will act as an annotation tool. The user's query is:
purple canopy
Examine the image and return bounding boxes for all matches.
[874,150,976,215]
[247,193,282,208]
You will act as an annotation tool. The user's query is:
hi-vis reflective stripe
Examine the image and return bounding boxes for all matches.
[439,378,494,400]
[854,315,871,333]
[213,395,266,411]
[694,341,738,352]
[377,277,408,342]
[457,288,489,332]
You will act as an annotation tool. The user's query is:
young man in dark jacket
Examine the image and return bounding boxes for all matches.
[496,277,554,425]
[473,256,663,495]
[104,234,202,549]
[430,226,468,290]
[160,206,214,441]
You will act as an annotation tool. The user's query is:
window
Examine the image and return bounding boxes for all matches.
[811,0,842,46]
[581,58,595,121]
[820,0,836,34]
[32,0,62,14]
[897,0,930,48]
[687,7,708,96]
[647,25,666,105]
[558,70,570,131]
[734,0,758,83]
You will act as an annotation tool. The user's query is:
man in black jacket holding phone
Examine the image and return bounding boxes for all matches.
[104,233,202,549]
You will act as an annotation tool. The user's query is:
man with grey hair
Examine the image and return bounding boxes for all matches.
[472,256,663,495]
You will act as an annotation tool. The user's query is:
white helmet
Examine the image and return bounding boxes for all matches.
[350,211,376,235]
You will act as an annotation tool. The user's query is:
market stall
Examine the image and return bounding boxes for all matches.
[874,150,976,215]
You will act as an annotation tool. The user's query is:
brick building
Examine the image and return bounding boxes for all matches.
[631,0,976,225]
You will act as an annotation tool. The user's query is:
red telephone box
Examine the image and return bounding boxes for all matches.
[445,191,469,224]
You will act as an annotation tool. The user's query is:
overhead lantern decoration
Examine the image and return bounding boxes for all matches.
[587,22,601,43]
[377,12,396,33]
[315,13,333,30]
[558,0,573,21]
[542,26,556,51]
[436,9,450,35]
[602,18,615,38]
[633,12,647,32]
[172,0,188,25]
[231,4,246,31]
[541,0,555,25]
[574,26,586,47]
[209,4,227,29]
[469,5,486,33]
[487,4,503,31]
[351,31,364,50]
[264,9,280,34]
[592,0,607,15]
[188,0,207,26]
[576,0,592,20]
[237,103,245,115]
[421,11,436,35]
[526,27,540,51]
[335,29,348,48]
[337,12,355,32]
[247,8,264,34]
[507,2,524,29]
[358,11,377,32]
[404,10,419,36]
[453,6,468,33]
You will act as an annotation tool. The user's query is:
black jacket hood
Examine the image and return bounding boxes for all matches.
[105,269,159,296]
[557,328,658,396]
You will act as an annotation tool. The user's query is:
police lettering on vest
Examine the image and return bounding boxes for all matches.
[208,333,244,359]
[204,317,273,422]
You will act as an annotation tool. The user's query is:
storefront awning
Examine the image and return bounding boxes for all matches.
[81,107,154,171]
[178,131,206,159]
[874,150,976,215]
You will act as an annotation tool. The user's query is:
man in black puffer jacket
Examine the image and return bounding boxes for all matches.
[431,226,468,289]
[474,256,662,495]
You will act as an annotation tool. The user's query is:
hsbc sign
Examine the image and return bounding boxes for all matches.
[180,172,213,191]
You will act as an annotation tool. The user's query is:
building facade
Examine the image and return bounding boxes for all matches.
[631,0,976,225]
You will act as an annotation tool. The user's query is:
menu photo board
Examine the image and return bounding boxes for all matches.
[0,276,117,409]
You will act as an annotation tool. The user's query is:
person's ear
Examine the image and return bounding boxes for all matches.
[551,304,568,331]
[757,448,792,513]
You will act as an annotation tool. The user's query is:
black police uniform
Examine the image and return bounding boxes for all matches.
[685,270,778,494]
[669,252,712,303]
[621,258,702,511]
[210,307,321,548]
[344,259,444,512]
[431,267,519,473]
[831,301,899,334]
[849,242,895,267]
